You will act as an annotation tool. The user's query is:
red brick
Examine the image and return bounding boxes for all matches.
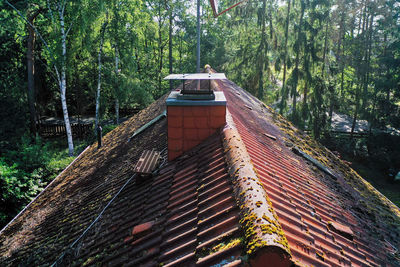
[192,106,210,117]
[183,140,200,151]
[168,126,183,139]
[208,128,219,135]
[168,116,183,128]
[168,138,183,151]
[183,128,198,141]
[168,150,182,161]
[183,106,195,117]
[198,129,212,140]
[210,115,226,128]
[210,106,226,117]
[168,106,183,116]
[183,116,196,128]
[195,117,209,129]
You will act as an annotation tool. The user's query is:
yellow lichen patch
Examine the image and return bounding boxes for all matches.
[316,250,326,261]
[83,257,94,266]
[104,193,112,201]
[211,238,242,253]
[260,223,277,235]
[222,110,292,259]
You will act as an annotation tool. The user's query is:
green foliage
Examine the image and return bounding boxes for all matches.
[101,124,118,135]
[0,135,86,227]
[8,136,50,172]
[0,158,45,227]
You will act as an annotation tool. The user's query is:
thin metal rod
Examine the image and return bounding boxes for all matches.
[51,174,138,266]
[213,1,245,17]
[196,0,201,73]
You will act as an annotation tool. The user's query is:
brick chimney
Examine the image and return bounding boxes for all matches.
[166,90,226,161]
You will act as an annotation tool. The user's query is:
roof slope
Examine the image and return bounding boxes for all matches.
[0,87,246,266]
[217,78,400,266]
[1,75,400,267]
[0,94,168,265]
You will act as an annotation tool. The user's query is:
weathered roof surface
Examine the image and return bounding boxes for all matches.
[0,84,247,266]
[0,94,169,266]
[217,78,400,266]
[1,74,400,267]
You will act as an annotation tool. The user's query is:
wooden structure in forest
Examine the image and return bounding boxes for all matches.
[37,123,93,138]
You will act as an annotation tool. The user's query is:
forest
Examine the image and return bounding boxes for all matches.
[0,0,399,227]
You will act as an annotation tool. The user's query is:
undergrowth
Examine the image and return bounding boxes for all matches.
[0,135,90,228]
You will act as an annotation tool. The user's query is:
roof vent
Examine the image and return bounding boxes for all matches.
[134,150,161,177]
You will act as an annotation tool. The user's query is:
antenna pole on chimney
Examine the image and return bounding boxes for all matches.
[196,0,201,73]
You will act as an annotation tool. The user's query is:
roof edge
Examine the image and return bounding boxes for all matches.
[0,145,91,235]
[221,111,292,266]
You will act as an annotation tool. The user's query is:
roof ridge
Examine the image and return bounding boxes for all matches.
[221,111,292,266]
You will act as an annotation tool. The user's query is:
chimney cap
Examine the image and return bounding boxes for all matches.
[165,73,226,100]
[164,73,226,80]
[166,91,226,106]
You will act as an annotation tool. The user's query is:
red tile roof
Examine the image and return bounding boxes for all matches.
[218,78,400,266]
[0,73,399,267]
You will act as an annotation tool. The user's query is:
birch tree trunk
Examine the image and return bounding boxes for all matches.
[114,45,119,124]
[95,18,108,131]
[59,4,74,156]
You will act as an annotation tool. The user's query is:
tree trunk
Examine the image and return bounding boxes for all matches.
[321,16,329,74]
[292,0,304,122]
[95,18,108,132]
[27,10,41,135]
[114,45,119,124]
[179,32,183,72]
[169,7,173,90]
[369,85,378,137]
[258,0,267,99]
[196,0,201,73]
[303,80,308,121]
[350,84,360,139]
[59,6,74,156]
[158,2,164,91]
[339,23,345,102]
[279,0,291,114]
[361,13,374,113]
[268,0,274,41]
[383,34,391,117]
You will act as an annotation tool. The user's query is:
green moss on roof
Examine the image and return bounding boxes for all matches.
[271,106,400,235]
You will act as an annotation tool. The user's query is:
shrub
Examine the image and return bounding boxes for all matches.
[0,158,45,227]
